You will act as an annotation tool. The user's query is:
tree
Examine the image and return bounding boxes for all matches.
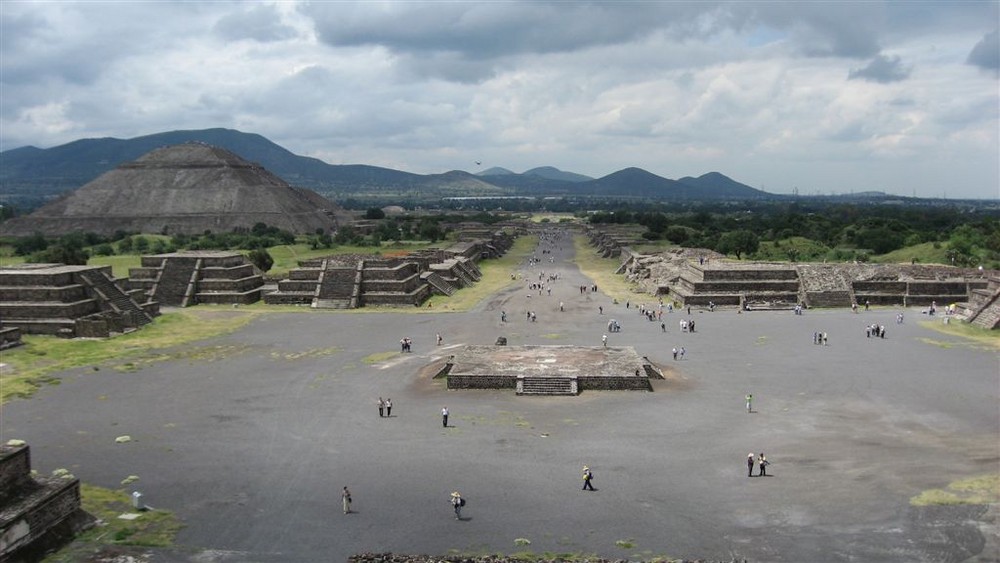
[13,232,48,256]
[716,230,759,259]
[365,207,386,220]
[247,248,274,272]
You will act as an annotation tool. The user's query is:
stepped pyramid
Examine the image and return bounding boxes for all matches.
[0,142,347,236]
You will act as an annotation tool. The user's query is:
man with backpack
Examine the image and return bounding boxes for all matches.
[450,491,465,519]
[582,466,595,491]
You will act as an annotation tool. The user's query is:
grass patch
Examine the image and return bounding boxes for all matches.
[43,483,183,562]
[1,307,259,404]
[910,474,1000,506]
[615,539,636,549]
[362,351,399,364]
[874,242,950,266]
[920,320,1000,350]
[571,235,645,302]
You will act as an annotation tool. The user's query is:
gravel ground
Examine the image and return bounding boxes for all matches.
[3,229,998,562]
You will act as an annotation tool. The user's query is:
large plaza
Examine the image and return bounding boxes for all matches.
[3,232,997,562]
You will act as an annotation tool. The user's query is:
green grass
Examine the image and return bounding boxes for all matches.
[1,308,260,403]
[753,237,831,262]
[873,242,950,265]
[910,474,1000,506]
[920,320,1000,350]
[42,483,183,561]
[362,351,400,364]
[571,235,645,302]
[88,254,144,279]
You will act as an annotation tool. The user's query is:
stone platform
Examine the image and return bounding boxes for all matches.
[439,345,661,394]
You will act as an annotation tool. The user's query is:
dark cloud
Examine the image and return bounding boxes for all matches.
[966,30,999,73]
[300,2,721,59]
[213,5,297,43]
[848,54,911,83]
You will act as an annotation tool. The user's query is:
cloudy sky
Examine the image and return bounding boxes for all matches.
[2,1,998,199]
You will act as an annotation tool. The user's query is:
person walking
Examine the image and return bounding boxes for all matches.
[582,466,595,491]
[672,347,678,360]
[746,393,753,413]
[747,453,755,477]
[758,453,768,476]
[442,406,449,427]
[602,334,608,347]
[377,397,384,418]
[679,347,686,360]
[450,491,464,519]
[437,333,443,346]
[385,398,392,417]
[342,486,352,514]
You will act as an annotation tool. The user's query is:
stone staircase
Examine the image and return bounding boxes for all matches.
[78,269,153,326]
[423,272,457,296]
[151,257,195,306]
[516,376,578,395]
[964,277,1000,329]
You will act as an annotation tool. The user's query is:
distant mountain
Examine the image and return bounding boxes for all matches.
[523,166,592,183]
[1,128,774,206]
[477,167,516,176]
[676,171,772,199]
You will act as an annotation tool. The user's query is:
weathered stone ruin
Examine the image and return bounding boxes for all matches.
[961,275,1000,329]
[435,345,663,395]
[265,232,513,308]
[0,264,158,337]
[126,251,265,306]
[589,227,993,315]
[0,443,93,562]
[0,142,348,237]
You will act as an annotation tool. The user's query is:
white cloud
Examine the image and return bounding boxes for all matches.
[0,1,996,198]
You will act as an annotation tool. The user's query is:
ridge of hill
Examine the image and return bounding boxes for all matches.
[1,128,773,204]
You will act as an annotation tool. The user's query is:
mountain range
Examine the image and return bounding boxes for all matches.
[0,128,773,206]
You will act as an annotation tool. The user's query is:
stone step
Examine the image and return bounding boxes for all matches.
[517,377,578,395]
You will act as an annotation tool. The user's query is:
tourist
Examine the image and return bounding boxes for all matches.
[501,310,507,323]
[661,322,666,332]
[582,466,595,491]
[758,453,768,476]
[672,347,678,360]
[680,347,686,360]
[450,491,464,519]
[342,486,352,514]
[442,406,449,427]
[437,333,443,346]
[378,397,384,418]
[602,334,608,347]
[748,453,755,477]
[560,301,564,312]
[746,393,753,414]
[385,398,392,417]
[599,305,603,315]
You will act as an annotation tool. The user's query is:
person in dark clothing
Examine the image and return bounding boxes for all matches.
[758,453,768,476]
[747,453,755,477]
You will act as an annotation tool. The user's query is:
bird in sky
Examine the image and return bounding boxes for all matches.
[475,161,481,166]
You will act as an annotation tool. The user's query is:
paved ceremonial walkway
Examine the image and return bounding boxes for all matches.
[3,228,998,562]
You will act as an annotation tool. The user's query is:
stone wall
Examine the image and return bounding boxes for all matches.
[446,374,518,389]
[578,376,653,391]
[348,552,737,563]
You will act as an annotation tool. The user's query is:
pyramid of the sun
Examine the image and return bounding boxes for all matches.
[0,142,345,236]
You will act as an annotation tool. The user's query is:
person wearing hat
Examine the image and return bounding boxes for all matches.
[747,453,755,477]
[450,491,464,519]
[582,466,595,491]
[758,453,768,476]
